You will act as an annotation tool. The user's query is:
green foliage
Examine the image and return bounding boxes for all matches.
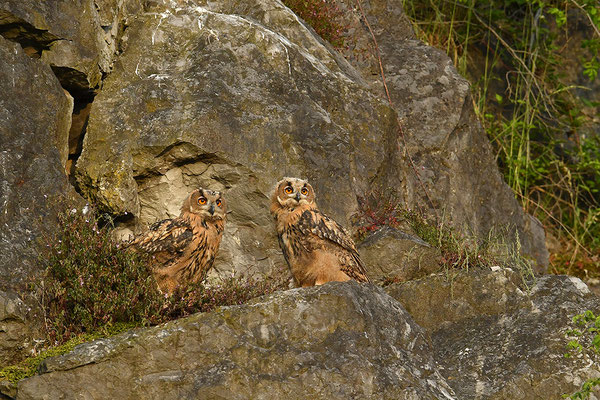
[402,0,600,276]
[281,0,347,48]
[38,207,165,343]
[37,206,287,346]
[564,310,600,399]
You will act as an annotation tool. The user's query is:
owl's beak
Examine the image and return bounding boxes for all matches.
[208,204,215,215]
[295,193,301,202]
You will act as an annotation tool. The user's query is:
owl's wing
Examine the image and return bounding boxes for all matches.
[297,209,370,282]
[128,218,195,265]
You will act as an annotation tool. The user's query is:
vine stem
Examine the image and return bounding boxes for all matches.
[353,0,439,221]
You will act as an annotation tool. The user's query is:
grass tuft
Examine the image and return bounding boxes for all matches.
[402,0,600,278]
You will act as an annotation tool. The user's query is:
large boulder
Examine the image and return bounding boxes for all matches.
[0,36,72,293]
[74,1,399,279]
[72,0,548,284]
[337,0,549,270]
[16,282,456,399]
[386,269,600,399]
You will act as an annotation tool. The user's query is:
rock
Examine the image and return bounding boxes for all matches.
[74,1,399,280]
[0,0,141,97]
[72,0,549,280]
[0,292,36,368]
[358,227,442,283]
[17,282,456,399]
[386,269,600,399]
[0,36,72,292]
[339,0,549,271]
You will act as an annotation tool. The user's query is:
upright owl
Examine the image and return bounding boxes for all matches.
[270,177,369,287]
[128,188,226,293]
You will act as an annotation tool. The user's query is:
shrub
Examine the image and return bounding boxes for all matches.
[38,206,165,343]
[282,0,348,48]
[36,204,287,346]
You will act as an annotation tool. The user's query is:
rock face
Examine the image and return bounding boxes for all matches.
[357,227,441,283]
[339,0,549,270]
[0,0,141,98]
[16,282,456,399]
[0,35,72,292]
[73,0,548,281]
[386,269,600,399]
[0,292,35,367]
[13,273,600,399]
[74,1,399,279]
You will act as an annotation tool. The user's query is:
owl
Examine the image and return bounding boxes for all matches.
[270,177,369,287]
[128,188,226,293]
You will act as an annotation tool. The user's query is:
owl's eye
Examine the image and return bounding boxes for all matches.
[216,199,222,207]
[284,186,293,195]
[198,197,207,205]
[301,187,309,196]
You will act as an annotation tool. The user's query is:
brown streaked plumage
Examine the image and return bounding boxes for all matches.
[270,177,369,287]
[128,188,226,293]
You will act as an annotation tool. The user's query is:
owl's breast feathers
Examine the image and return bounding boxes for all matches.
[128,212,224,282]
[275,206,369,283]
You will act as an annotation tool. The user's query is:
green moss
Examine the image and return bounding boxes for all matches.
[0,323,136,383]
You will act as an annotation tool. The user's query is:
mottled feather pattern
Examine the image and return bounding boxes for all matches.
[132,218,194,259]
[127,189,226,293]
[270,177,370,286]
[297,209,369,282]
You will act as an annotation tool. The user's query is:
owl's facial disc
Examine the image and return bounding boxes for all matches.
[194,189,226,220]
[277,178,313,209]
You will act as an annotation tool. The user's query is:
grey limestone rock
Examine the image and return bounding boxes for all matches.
[0,36,72,292]
[386,269,600,399]
[17,282,457,400]
[340,0,549,271]
[74,1,399,281]
[358,226,442,283]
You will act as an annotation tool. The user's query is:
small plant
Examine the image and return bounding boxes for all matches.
[37,206,165,343]
[353,188,534,282]
[563,310,600,399]
[36,205,288,345]
[282,0,348,48]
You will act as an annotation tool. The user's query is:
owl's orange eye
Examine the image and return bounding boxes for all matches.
[301,187,309,196]
[284,186,293,195]
[216,199,222,207]
[198,197,207,205]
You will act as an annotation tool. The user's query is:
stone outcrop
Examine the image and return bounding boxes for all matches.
[357,227,441,283]
[73,0,548,282]
[1,0,574,396]
[12,273,600,399]
[0,292,36,368]
[0,35,72,292]
[338,0,549,270]
[0,0,141,98]
[386,269,600,399]
[16,283,456,399]
[74,1,399,280]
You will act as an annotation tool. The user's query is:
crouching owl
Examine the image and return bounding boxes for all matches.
[128,188,226,293]
[270,177,369,287]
